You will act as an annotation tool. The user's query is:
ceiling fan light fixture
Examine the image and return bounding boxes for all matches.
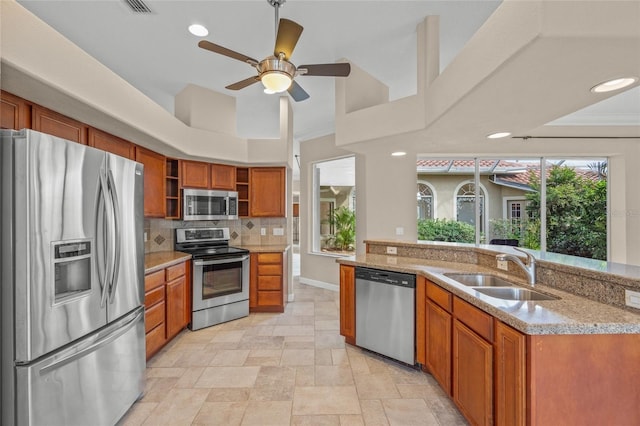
[188,24,208,37]
[261,71,292,93]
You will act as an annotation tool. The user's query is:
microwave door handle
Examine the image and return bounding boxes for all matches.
[98,173,112,308]
[194,255,249,266]
[107,169,122,302]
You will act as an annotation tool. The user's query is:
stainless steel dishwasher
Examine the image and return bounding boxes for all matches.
[355,267,416,365]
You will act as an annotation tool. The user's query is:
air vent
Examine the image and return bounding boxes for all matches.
[123,0,152,13]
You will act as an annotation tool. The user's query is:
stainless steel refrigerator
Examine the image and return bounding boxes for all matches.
[1,129,146,425]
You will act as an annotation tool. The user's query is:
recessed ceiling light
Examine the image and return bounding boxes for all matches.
[487,132,511,139]
[391,151,407,157]
[188,24,208,37]
[590,77,637,93]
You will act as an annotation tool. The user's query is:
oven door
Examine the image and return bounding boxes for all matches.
[192,255,250,311]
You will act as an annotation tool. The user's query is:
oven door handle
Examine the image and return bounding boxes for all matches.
[194,255,249,266]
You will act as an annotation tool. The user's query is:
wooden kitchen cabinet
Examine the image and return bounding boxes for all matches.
[494,320,526,426]
[415,276,426,366]
[144,259,190,360]
[1,90,31,130]
[250,251,287,312]
[135,146,166,217]
[236,167,250,217]
[211,163,236,190]
[32,105,87,144]
[88,127,134,159]
[181,160,210,188]
[165,158,180,219]
[339,264,356,345]
[425,299,452,395]
[250,167,286,217]
[182,160,236,191]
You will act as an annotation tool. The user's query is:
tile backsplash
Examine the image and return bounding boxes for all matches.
[144,218,288,253]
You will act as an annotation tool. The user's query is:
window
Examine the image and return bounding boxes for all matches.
[456,181,486,235]
[417,182,435,220]
[312,157,356,254]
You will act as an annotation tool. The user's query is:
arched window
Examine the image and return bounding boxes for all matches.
[417,182,435,220]
[455,181,486,234]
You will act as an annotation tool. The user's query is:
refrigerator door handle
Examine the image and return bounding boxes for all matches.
[39,308,143,375]
[107,169,122,302]
[98,172,113,308]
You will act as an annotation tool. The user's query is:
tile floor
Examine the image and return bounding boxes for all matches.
[119,279,468,425]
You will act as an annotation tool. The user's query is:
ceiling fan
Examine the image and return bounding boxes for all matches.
[198,0,351,102]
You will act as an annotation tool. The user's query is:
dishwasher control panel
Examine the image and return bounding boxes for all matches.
[355,267,416,288]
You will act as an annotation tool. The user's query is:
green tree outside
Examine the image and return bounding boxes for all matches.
[524,165,607,260]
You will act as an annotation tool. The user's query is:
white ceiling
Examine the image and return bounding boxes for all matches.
[16,0,503,142]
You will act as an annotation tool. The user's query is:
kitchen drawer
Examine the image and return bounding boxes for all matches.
[166,261,186,281]
[258,264,282,276]
[145,301,165,333]
[257,252,282,264]
[145,285,165,308]
[145,270,165,292]
[258,275,282,290]
[454,297,493,342]
[146,322,166,360]
[427,281,452,313]
[257,290,282,306]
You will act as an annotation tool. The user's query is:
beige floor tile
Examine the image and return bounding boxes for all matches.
[315,348,334,365]
[359,400,390,426]
[145,349,182,368]
[173,350,217,367]
[210,349,251,366]
[117,401,157,426]
[281,348,315,366]
[315,319,340,330]
[212,330,246,342]
[244,325,276,336]
[339,414,365,425]
[241,400,292,425]
[331,348,349,366]
[174,366,205,388]
[142,388,209,425]
[354,374,401,399]
[206,388,251,402]
[276,315,315,326]
[249,384,295,401]
[192,401,248,426]
[291,414,341,425]
[237,335,285,350]
[382,399,439,426]
[195,366,261,388]
[295,366,316,386]
[292,386,361,415]
[146,367,185,378]
[244,356,281,366]
[348,356,371,376]
[395,383,442,400]
[272,325,315,336]
[290,302,315,316]
[315,365,355,386]
[315,330,346,349]
[255,365,297,387]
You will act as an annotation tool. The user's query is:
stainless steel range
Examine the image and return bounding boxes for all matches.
[175,227,250,330]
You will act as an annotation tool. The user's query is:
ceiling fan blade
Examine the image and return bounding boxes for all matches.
[287,80,310,102]
[274,19,303,60]
[226,76,261,90]
[198,40,258,66]
[298,63,351,77]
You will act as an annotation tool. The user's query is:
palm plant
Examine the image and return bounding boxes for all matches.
[327,206,356,251]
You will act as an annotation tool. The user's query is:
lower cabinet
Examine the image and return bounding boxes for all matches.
[494,320,526,426]
[144,259,190,360]
[250,251,287,312]
[339,265,356,345]
[425,299,452,395]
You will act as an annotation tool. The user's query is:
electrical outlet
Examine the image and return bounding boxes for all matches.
[273,228,284,236]
[625,289,640,309]
[497,259,509,271]
[144,232,148,242]
[260,228,266,236]
[386,246,397,255]
[395,227,404,236]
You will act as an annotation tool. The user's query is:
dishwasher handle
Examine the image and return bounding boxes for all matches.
[355,267,416,288]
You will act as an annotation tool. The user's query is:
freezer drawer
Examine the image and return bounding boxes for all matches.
[15,308,145,426]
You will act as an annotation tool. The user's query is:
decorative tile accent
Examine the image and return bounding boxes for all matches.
[231,231,239,240]
[246,221,254,230]
[154,235,166,245]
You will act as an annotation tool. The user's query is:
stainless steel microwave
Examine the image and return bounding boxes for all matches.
[183,189,238,221]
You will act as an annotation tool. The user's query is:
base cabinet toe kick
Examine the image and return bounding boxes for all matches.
[339,264,640,426]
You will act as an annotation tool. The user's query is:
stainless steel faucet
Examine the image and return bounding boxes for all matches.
[496,247,536,286]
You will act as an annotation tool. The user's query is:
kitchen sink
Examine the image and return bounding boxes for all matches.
[444,273,515,287]
[474,287,559,301]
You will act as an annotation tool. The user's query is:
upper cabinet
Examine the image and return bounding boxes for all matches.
[1,90,31,130]
[250,167,286,217]
[32,105,88,144]
[88,127,134,159]
[135,147,166,218]
[182,160,236,191]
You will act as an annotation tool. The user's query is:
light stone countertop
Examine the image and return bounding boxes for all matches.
[145,251,192,274]
[338,253,640,335]
[237,244,290,253]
